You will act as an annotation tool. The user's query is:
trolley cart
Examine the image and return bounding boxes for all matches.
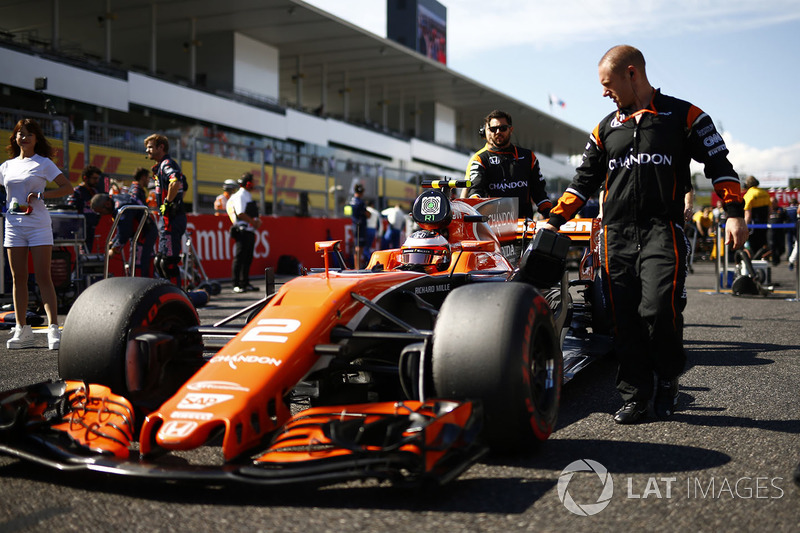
[103,205,151,279]
[180,230,222,295]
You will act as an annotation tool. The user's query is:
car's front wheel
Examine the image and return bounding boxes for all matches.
[431,283,562,453]
[59,277,204,410]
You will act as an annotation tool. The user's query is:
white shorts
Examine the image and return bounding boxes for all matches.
[4,223,54,248]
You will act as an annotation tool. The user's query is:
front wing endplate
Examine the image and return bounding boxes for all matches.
[0,380,486,487]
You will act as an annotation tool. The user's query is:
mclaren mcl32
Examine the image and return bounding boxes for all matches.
[0,180,611,487]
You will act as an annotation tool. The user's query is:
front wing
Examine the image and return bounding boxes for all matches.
[0,380,486,487]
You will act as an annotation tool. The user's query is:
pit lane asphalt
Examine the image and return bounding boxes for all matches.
[0,261,798,532]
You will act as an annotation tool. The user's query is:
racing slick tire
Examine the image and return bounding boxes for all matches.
[59,277,203,407]
[432,283,563,453]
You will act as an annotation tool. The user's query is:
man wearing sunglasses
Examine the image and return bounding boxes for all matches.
[464,110,551,219]
[543,45,748,425]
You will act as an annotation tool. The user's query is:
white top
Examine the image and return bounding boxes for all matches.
[0,154,61,229]
[226,187,255,231]
[381,206,407,230]
[366,206,381,230]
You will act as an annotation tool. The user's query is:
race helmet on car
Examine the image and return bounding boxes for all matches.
[399,230,451,271]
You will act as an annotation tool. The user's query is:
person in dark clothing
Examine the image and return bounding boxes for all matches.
[785,198,798,261]
[464,109,552,220]
[144,133,188,286]
[68,165,101,252]
[768,197,788,266]
[543,45,748,424]
[347,183,368,269]
[90,192,157,277]
[128,167,151,206]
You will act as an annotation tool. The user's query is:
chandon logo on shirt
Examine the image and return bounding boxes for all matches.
[489,181,527,191]
[608,153,673,171]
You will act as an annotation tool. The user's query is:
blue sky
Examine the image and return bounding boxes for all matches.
[305,0,800,185]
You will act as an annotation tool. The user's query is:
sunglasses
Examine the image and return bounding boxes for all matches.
[487,125,511,133]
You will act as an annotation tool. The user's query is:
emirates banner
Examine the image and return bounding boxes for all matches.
[93,214,351,279]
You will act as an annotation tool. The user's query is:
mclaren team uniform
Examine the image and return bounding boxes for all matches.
[548,89,744,404]
[464,144,552,219]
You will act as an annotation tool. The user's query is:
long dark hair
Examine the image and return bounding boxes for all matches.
[6,118,53,158]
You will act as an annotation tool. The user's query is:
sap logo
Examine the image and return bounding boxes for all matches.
[176,393,234,410]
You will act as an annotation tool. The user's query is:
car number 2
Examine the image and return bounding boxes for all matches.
[241,318,301,343]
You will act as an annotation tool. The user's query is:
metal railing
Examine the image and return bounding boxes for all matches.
[713,220,800,300]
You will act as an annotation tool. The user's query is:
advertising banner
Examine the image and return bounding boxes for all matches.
[92,214,351,280]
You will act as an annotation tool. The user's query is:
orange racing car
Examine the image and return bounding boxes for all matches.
[0,180,611,487]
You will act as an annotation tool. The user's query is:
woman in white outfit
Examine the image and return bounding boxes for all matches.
[0,118,72,349]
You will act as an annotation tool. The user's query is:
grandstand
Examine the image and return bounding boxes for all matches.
[0,0,587,216]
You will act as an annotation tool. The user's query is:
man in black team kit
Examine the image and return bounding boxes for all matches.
[464,109,551,220]
[543,45,748,424]
[144,133,188,287]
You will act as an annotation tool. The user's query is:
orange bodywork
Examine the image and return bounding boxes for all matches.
[0,187,600,486]
[138,212,515,461]
[46,381,135,459]
[253,400,479,475]
[141,269,431,459]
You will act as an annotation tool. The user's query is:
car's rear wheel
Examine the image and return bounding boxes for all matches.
[59,278,203,409]
[431,283,562,453]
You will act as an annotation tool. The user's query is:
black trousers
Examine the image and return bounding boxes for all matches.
[600,221,689,403]
[232,229,255,288]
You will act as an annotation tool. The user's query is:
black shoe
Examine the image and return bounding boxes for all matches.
[613,401,648,424]
[654,379,679,418]
[243,284,258,292]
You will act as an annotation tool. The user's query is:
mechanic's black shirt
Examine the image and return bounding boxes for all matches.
[128,180,148,206]
[465,144,551,219]
[549,89,744,228]
[152,155,187,213]
[67,183,100,231]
